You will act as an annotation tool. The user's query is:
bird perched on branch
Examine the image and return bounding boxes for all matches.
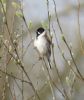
[34,27,52,68]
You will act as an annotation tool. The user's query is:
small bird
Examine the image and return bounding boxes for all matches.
[34,27,52,68]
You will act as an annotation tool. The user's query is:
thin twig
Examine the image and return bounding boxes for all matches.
[52,0,84,81]
[14,78,22,92]
[77,0,84,54]
[46,0,68,99]
[52,44,70,100]
[0,68,30,84]
[8,85,14,100]
[42,58,56,100]
[2,41,40,100]
[46,0,51,33]
[21,1,24,99]
[0,1,41,99]
[52,24,83,81]
[22,39,33,57]
[34,48,65,98]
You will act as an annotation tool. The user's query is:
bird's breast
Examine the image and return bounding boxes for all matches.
[34,37,48,55]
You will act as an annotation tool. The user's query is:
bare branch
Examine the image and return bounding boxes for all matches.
[52,0,84,82]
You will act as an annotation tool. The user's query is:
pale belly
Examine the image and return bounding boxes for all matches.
[34,37,49,56]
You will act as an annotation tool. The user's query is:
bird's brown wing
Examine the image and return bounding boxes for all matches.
[45,32,52,45]
[44,32,52,60]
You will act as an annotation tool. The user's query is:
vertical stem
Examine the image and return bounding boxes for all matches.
[52,44,69,100]
[21,1,24,100]
[46,0,51,33]
[42,58,56,100]
[77,0,84,54]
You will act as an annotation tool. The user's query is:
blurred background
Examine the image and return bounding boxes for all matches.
[0,0,84,100]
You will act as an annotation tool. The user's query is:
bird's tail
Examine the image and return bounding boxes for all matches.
[47,58,52,69]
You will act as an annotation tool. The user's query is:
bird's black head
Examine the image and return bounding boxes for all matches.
[36,27,45,37]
